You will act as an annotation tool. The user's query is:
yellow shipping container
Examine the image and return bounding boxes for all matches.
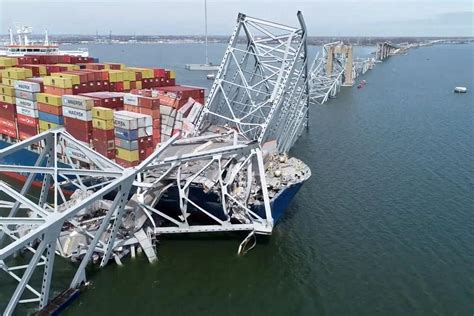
[125,67,153,79]
[56,64,79,71]
[92,118,114,130]
[47,77,72,89]
[39,120,60,130]
[39,128,48,133]
[116,148,139,162]
[123,80,130,91]
[37,93,62,106]
[0,95,16,104]
[135,81,142,89]
[123,70,136,81]
[51,73,80,85]
[108,70,125,83]
[1,78,15,86]
[92,107,114,120]
[168,70,176,79]
[0,57,18,67]
[0,84,15,97]
[1,67,33,80]
[104,63,125,70]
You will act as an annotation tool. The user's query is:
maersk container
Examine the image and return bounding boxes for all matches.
[63,107,92,121]
[62,95,96,110]
[15,90,37,101]
[123,93,139,106]
[16,106,39,118]
[16,98,37,110]
[14,80,42,93]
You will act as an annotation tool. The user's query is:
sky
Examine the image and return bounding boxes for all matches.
[0,0,473,37]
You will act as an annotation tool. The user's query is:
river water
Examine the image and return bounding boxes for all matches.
[1,43,473,315]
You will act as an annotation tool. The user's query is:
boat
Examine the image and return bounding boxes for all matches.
[184,0,220,71]
[0,53,308,225]
[454,86,467,93]
[0,25,88,57]
[206,73,215,80]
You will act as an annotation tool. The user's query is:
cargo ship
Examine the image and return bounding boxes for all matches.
[0,25,88,57]
[0,50,309,224]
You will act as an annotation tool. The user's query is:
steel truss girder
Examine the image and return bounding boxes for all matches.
[195,11,309,153]
[308,41,375,105]
[0,128,274,314]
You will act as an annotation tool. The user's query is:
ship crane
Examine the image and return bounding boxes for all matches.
[0,12,310,315]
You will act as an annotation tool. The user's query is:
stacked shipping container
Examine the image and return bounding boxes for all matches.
[0,55,205,169]
[15,80,43,139]
[92,107,116,159]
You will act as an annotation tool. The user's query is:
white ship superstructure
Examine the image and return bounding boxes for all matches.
[0,25,88,57]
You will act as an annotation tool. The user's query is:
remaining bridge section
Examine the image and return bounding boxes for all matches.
[376,42,399,61]
[308,41,374,104]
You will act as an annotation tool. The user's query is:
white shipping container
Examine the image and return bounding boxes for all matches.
[186,102,203,124]
[161,124,173,136]
[62,95,94,110]
[161,114,175,128]
[63,106,92,121]
[121,111,152,128]
[138,126,153,138]
[65,146,91,163]
[15,90,37,101]
[123,93,139,106]
[16,98,37,110]
[160,105,175,116]
[14,80,42,93]
[182,120,196,136]
[16,105,39,118]
[114,114,138,130]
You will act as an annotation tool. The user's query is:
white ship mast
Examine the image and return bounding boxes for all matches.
[184,0,219,71]
[204,0,209,65]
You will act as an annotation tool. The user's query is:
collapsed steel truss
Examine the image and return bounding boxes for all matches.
[308,41,374,105]
[0,128,276,314]
[195,12,310,153]
[0,12,311,315]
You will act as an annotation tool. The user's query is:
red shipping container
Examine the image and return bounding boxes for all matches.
[115,157,138,168]
[44,86,74,96]
[66,126,92,143]
[139,107,160,118]
[0,103,16,121]
[92,128,114,140]
[19,131,36,140]
[96,148,115,159]
[0,126,17,138]
[93,139,115,151]
[137,96,160,109]
[37,103,63,116]
[153,68,166,78]
[64,117,93,131]
[0,118,16,129]
[17,114,39,127]
[152,119,160,129]
[109,81,124,92]
[18,123,38,135]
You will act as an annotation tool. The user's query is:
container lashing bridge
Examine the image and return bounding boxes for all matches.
[0,11,310,315]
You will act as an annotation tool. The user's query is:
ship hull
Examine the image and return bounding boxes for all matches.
[0,139,306,223]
